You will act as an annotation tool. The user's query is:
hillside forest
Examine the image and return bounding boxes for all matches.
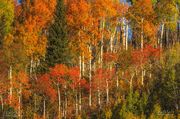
[0,0,180,118]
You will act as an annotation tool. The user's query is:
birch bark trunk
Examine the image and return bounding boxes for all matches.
[58,84,61,119]
[98,18,105,107]
[79,56,82,113]
[30,57,33,77]
[160,23,164,48]
[106,77,109,104]
[64,85,67,119]
[122,18,126,50]
[82,53,85,76]
[9,66,12,104]
[116,75,119,89]
[141,18,144,86]
[75,90,78,116]
[126,25,128,51]
[141,18,144,50]
[43,98,46,119]
[141,69,144,86]
[110,27,117,52]
[0,95,3,111]
[89,46,92,107]
[18,84,22,119]
[130,74,134,92]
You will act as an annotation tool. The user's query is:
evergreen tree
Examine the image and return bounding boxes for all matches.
[45,0,70,67]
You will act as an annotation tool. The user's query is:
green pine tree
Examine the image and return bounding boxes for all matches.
[45,0,70,67]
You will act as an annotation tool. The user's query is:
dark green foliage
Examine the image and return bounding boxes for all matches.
[126,91,148,116]
[0,105,17,119]
[111,91,148,119]
[145,50,180,118]
[111,103,121,119]
[45,0,70,67]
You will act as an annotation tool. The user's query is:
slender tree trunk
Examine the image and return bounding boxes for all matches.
[110,35,113,52]
[106,77,109,104]
[166,28,169,48]
[141,18,144,50]
[116,75,119,89]
[110,27,117,52]
[34,94,37,118]
[126,24,129,51]
[75,90,78,116]
[140,69,146,86]
[0,95,3,111]
[100,39,104,69]
[18,84,22,119]
[107,26,116,104]
[149,64,152,79]
[97,56,102,107]
[43,98,46,119]
[97,82,101,106]
[58,84,61,119]
[98,19,105,107]
[122,18,126,50]
[97,55,101,106]
[141,68,144,86]
[9,65,12,104]
[178,22,179,42]
[130,73,134,92]
[106,64,112,104]
[82,53,85,76]
[64,85,67,119]
[62,103,65,118]
[160,23,164,48]
[140,18,144,86]
[79,56,82,114]
[30,57,33,77]
[100,18,105,68]
[89,46,92,107]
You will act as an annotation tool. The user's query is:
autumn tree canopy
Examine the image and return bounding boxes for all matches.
[0,0,179,118]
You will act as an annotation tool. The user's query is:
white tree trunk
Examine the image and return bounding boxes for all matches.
[64,85,67,119]
[106,78,109,104]
[149,64,152,79]
[141,18,144,50]
[116,76,119,89]
[110,27,117,52]
[98,19,105,107]
[34,94,37,116]
[43,98,46,119]
[9,66,12,104]
[89,46,92,107]
[75,90,78,116]
[122,18,126,50]
[97,55,101,106]
[98,84,101,106]
[0,95,3,111]
[79,56,82,114]
[30,57,33,76]
[130,74,134,92]
[100,18,105,68]
[160,23,164,48]
[18,84,22,119]
[126,24,129,51]
[58,84,61,119]
[82,53,85,76]
[141,69,144,86]
[62,103,65,117]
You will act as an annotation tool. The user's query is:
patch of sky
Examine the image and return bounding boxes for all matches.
[17,0,22,4]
